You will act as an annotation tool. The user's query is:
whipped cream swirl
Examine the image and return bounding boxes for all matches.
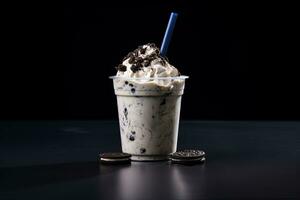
[116,43,180,78]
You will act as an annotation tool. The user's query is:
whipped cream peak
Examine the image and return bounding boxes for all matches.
[116,43,180,78]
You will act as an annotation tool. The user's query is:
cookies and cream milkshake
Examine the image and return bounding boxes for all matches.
[110,43,188,161]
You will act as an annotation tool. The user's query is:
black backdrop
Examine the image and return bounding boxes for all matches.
[2,1,299,120]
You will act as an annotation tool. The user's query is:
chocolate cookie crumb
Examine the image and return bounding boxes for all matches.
[129,83,133,87]
[133,49,139,56]
[130,65,137,72]
[143,59,150,67]
[129,135,135,141]
[131,88,136,93]
[118,43,168,73]
[136,57,143,63]
[131,64,142,73]
[124,108,128,119]
[140,47,146,54]
[117,64,127,72]
[136,62,143,69]
[125,81,128,85]
[160,98,166,105]
[140,148,146,154]
[128,56,135,64]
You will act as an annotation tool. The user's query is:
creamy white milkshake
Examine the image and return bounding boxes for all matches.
[111,43,188,161]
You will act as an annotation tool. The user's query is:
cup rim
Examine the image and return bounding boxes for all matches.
[109,75,189,80]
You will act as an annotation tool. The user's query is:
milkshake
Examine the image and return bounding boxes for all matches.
[110,43,188,161]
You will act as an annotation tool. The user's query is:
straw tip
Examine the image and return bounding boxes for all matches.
[171,12,178,17]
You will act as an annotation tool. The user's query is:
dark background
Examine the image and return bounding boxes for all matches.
[1,0,299,120]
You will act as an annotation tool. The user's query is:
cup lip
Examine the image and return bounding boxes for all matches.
[109,75,189,80]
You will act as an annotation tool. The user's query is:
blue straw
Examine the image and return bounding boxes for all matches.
[160,12,178,56]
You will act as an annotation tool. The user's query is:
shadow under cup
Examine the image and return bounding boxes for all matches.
[110,76,188,161]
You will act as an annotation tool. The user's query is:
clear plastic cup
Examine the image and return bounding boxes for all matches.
[110,76,188,161]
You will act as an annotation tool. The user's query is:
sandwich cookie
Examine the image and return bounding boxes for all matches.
[170,149,206,165]
[99,152,131,164]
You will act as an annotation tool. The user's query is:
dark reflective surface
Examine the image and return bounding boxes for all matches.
[1,121,300,199]
[1,161,99,190]
[98,162,206,200]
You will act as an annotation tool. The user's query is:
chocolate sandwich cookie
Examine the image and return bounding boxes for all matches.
[99,152,131,164]
[170,149,206,165]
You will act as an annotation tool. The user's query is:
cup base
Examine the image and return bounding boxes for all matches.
[130,155,169,162]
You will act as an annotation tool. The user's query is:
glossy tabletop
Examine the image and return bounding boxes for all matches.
[1,121,300,199]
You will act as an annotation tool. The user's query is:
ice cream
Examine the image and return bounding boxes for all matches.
[111,43,188,161]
